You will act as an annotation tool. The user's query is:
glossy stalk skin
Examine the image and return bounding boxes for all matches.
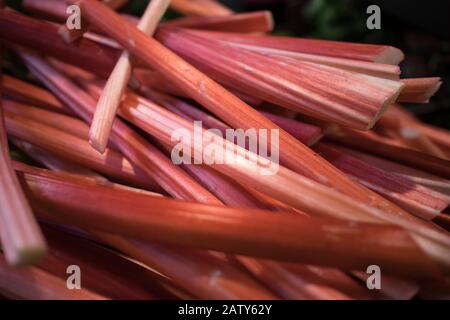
[18,166,443,278]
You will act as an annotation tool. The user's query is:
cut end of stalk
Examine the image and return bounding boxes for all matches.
[401,127,420,139]
[88,135,108,154]
[264,11,274,33]
[367,81,405,130]
[4,241,47,267]
[376,46,405,65]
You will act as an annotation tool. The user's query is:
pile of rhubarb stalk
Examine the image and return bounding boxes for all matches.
[0,0,449,300]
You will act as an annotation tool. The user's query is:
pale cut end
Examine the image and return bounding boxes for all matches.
[57,25,88,43]
[89,135,108,154]
[4,242,47,267]
[264,11,275,32]
[401,127,420,139]
[375,46,405,65]
[367,81,405,130]
[426,79,443,98]
[307,132,324,146]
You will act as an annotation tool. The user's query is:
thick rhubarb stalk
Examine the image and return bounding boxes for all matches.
[19,167,442,278]
[90,0,170,153]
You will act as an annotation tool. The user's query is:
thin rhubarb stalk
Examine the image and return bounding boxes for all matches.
[163,10,273,32]
[315,142,449,220]
[3,99,89,139]
[157,28,403,130]
[170,0,233,17]
[260,111,323,146]
[19,167,442,278]
[235,257,352,300]
[22,0,68,22]
[0,40,46,266]
[399,127,447,159]
[37,225,163,300]
[90,0,170,153]
[327,126,450,179]
[134,68,264,106]
[97,234,278,299]
[13,139,106,180]
[0,256,106,300]
[0,10,119,77]
[172,30,404,64]
[144,87,323,146]
[331,146,450,197]
[188,30,401,79]
[2,75,70,114]
[398,78,442,103]
[379,105,450,152]
[5,111,160,190]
